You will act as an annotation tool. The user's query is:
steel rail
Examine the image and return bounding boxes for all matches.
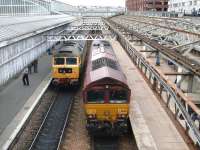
[56,93,74,150]
[106,19,200,77]
[104,18,200,146]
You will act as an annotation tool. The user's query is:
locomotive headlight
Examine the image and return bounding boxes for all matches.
[118,114,126,118]
[118,109,128,118]
[88,114,96,119]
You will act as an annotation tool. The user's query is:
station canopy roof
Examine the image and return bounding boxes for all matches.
[0,15,75,46]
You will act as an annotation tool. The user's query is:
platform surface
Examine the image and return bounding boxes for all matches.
[111,41,189,150]
[0,53,51,135]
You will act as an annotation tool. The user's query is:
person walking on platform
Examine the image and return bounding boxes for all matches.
[22,67,29,86]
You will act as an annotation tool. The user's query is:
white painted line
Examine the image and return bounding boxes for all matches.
[0,74,52,150]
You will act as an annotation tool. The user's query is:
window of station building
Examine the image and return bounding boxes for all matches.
[189,1,192,5]
[54,58,64,65]
[87,90,105,103]
[66,58,77,65]
[182,2,185,6]
[194,0,197,5]
[109,90,127,103]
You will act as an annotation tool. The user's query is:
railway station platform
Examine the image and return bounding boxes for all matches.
[111,40,190,150]
[0,52,52,149]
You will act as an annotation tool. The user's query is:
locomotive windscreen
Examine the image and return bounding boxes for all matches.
[66,58,77,65]
[109,90,128,103]
[54,58,64,65]
[86,88,128,104]
[87,90,104,103]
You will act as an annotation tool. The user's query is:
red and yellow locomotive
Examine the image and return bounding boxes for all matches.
[83,40,131,134]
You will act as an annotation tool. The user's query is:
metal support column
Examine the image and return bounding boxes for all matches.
[156,51,160,66]
[187,75,194,93]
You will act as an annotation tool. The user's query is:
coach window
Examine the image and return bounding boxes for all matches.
[109,90,127,103]
[87,90,104,103]
[54,58,64,65]
[66,58,77,65]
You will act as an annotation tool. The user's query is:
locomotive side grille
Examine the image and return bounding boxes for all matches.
[58,68,72,73]
[92,57,118,71]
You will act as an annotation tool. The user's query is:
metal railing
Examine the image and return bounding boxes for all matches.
[105,18,200,147]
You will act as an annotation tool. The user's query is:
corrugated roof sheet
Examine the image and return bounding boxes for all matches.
[0,15,75,42]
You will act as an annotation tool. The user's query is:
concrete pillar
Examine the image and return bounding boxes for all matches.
[192,77,200,93]
[187,75,194,93]
[176,67,184,89]
[176,76,185,89]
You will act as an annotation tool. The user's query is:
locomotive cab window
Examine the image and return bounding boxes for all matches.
[54,58,64,65]
[87,90,104,103]
[109,90,127,103]
[66,58,77,65]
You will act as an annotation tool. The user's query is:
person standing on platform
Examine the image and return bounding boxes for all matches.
[28,63,32,74]
[33,59,38,73]
[22,67,29,86]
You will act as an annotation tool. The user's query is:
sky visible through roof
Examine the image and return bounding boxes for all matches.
[58,0,125,7]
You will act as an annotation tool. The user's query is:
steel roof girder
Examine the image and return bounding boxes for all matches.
[172,40,200,49]
[121,16,200,37]
[65,25,109,31]
[45,33,117,41]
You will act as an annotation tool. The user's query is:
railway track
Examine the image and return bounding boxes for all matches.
[91,133,138,150]
[91,120,138,150]
[91,136,119,150]
[11,86,57,150]
[29,88,74,150]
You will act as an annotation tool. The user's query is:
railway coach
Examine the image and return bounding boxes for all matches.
[83,40,131,134]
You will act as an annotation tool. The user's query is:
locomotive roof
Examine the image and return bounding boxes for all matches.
[54,42,82,57]
[84,40,128,89]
